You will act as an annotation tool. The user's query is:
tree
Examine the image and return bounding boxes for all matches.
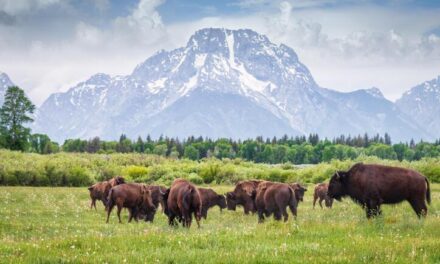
[184,145,200,160]
[0,86,35,151]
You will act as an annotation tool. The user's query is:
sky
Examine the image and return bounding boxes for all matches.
[0,0,439,105]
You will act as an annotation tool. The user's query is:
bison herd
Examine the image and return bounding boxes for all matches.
[87,163,431,228]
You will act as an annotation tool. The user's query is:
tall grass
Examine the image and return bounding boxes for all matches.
[0,185,439,263]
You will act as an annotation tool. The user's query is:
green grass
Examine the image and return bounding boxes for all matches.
[0,185,439,263]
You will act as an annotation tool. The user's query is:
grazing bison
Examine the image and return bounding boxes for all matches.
[87,176,125,210]
[145,185,167,212]
[226,180,261,214]
[256,182,298,223]
[313,183,333,209]
[166,179,202,228]
[106,183,156,223]
[328,163,431,218]
[198,188,227,219]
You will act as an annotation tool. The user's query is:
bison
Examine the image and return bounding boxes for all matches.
[313,183,333,209]
[87,176,125,210]
[145,185,167,212]
[198,188,227,219]
[328,163,431,218]
[289,183,307,203]
[106,183,156,223]
[226,180,261,214]
[256,182,298,223]
[166,179,202,228]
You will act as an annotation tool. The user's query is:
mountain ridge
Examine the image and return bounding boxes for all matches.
[1,28,436,142]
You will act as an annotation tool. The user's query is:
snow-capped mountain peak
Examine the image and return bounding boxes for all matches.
[364,87,384,98]
[32,28,434,142]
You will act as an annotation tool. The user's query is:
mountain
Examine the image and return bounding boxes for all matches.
[33,28,433,142]
[0,72,14,106]
[396,76,440,134]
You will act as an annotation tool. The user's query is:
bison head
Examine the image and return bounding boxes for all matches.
[141,187,157,222]
[226,192,237,211]
[109,176,125,187]
[328,171,348,201]
[291,184,307,202]
[324,196,334,208]
[217,195,227,211]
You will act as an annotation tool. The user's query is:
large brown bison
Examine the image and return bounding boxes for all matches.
[256,182,298,222]
[226,180,261,214]
[87,176,125,210]
[313,183,333,209]
[328,163,431,218]
[198,188,226,219]
[106,183,156,223]
[166,179,202,228]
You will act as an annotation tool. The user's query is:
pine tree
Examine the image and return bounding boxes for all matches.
[0,86,36,151]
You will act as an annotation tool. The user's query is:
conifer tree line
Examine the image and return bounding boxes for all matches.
[60,133,440,164]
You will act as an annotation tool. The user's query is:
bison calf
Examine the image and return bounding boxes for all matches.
[328,163,431,218]
[106,183,156,223]
[87,176,125,210]
[313,183,333,209]
[226,180,261,214]
[199,188,226,219]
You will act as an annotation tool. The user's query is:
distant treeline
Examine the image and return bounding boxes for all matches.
[43,133,440,164]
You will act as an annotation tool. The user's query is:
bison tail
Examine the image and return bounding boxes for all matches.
[425,178,431,205]
[288,187,298,217]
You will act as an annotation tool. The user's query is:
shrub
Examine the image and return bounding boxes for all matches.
[125,166,149,181]
[199,162,220,184]
[188,173,204,184]
[68,166,94,186]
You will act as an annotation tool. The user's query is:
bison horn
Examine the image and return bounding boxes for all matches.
[335,171,341,179]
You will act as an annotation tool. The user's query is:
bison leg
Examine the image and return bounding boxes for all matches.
[106,204,114,223]
[313,195,317,209]
[90,198,97,210]
[366,201,381,219]
[274,211,282,221]
[257,209,265,223]
[409,198,428,218]
[282,208,289,222]
[116,205,123,223]
[128,208,134,223]
[319,198,324,209]
[168,213,177,226]
[289,204,297,220]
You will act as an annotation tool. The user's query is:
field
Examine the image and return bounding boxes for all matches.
[0,185,439,263]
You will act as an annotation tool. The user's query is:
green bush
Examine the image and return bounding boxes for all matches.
[199,162,220,184]
[125,166,149,181]
[188,173,204,184]
[68,166,94,186]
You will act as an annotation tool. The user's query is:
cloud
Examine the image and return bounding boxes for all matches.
[0,0,61,15]
[91,0,110,12]
[0,10,15,25]
[0,0,169,105]
[113,0,166,46]
[0,0,439,105]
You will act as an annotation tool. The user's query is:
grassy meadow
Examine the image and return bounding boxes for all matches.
[0,185,439,263]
